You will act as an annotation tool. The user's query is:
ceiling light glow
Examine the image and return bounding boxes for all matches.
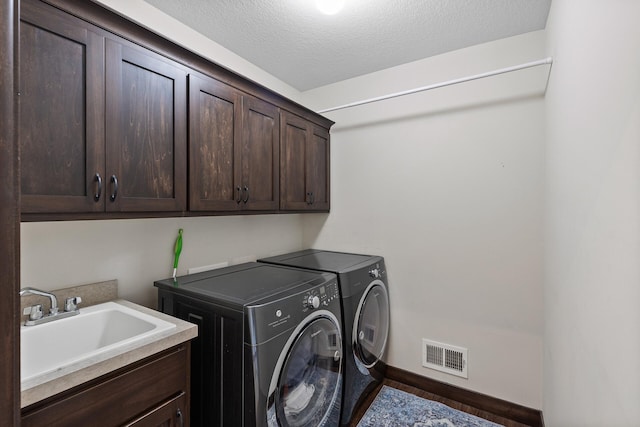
[315,0,345,15]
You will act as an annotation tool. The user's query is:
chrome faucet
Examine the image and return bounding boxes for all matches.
[19,287,58,315]
[19,287,82,326]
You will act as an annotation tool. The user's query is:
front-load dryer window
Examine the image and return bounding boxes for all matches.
[354,281,390,367]
[275,316,342,427]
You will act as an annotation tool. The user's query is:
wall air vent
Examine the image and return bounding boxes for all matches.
[422,339,468,378]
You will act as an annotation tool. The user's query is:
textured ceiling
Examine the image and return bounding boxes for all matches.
[143,0,551,91]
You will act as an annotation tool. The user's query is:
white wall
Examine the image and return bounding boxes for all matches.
[21,215,304,308]
[544,1,640,425]
[300,32,547,408]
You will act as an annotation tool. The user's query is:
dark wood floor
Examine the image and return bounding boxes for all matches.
[348,378,532,427]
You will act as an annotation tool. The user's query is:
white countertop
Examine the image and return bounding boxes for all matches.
[21,299,197,408]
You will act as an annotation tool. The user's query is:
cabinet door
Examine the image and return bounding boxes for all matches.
[105,40,187,212]
[241,95,279,210]
[188,74,242,211]
[280,111,330,211]
[125,392,187,427]
[306,124,330,211]
[20,1,105,213]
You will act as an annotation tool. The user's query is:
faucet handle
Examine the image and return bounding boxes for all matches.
[64,296,82,312]
[23,304,44,321]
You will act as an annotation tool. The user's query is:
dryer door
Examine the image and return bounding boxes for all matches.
[353,280,390,367]
[268,312,342,427]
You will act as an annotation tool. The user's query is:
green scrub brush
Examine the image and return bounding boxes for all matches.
[172,228,183,279]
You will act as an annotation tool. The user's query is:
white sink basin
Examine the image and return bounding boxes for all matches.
[21,301,176,382]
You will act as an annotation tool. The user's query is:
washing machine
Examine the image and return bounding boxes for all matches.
[154,262,343,427]
[259,250,390,426]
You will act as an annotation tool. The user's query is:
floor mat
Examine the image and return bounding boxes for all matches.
[356,385,504,427]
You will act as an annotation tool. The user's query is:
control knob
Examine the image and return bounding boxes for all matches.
[306,295,320,309]
[369,268,380,278]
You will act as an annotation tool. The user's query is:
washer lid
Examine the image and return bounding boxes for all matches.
[155,263,334,306]
[260,249,378,273]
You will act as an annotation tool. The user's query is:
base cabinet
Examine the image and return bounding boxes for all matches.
[21,344,191,427]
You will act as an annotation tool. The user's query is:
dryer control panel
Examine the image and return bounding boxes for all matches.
[303,281,339,311]
[368,263,386,279]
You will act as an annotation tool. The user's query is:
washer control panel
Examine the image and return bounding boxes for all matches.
[305,295,320,309]
[302,281,339,311]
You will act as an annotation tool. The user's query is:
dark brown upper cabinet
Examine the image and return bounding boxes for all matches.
[20,1,105,213]
[189,74,279,212]
[105,40,187,212]
[280,111,330,211]
[19,0,332,220]
[19,0,187,215]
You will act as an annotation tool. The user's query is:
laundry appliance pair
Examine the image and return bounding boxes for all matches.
[154,250,390,427]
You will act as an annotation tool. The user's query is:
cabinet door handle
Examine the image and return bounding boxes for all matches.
[187,313,203,325]
[242,185,250,204]
[176,408,184,427]
[307,192,315,205]
[109,175,118,202]
[94,173,102,202]
[310,191,315,205]
[236,186,242,204]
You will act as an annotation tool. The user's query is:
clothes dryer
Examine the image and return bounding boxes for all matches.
[259,250,390,426]
[155,262,343,427]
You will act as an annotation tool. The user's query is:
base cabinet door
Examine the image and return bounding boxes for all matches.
[125,392,187,427]
[280,111,330,211]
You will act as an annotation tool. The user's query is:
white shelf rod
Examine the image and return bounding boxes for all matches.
[317,57,553,114]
